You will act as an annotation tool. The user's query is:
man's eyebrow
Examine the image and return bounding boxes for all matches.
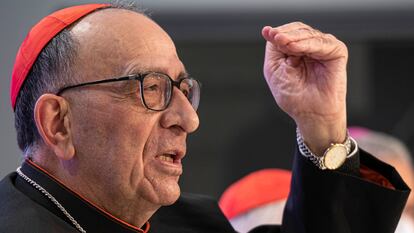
[126,66,146,75]
[131,68,190,79]
[124,64,190,79]
[178,71,190,79]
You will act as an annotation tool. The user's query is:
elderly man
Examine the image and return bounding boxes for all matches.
[0,2,410,233]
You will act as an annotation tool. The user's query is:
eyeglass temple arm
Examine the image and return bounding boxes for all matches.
[56,74,142,95]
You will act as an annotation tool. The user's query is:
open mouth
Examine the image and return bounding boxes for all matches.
[158,154,175,163]
[157,153,182,164]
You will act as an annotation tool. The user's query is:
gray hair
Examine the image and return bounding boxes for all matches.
[14,1,148,156]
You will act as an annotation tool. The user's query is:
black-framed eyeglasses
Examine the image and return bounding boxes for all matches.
[56,72,201,111]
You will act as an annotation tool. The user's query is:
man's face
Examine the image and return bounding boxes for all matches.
[65,9,199,207]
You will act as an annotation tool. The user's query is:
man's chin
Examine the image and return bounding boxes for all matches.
[142,171,182,206]
[146,180,181,206]
[159,185,181,206]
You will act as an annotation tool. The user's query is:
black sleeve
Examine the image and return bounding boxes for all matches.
[152,148,409,233]
[279,148,410,233]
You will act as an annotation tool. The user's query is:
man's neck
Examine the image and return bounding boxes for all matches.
[31,155,159,229]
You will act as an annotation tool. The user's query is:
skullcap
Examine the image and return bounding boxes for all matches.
[10,3,110,110]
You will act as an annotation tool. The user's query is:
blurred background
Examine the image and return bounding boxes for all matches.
[1,0,414,199]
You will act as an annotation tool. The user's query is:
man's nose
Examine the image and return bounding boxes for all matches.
[159,88,200,133]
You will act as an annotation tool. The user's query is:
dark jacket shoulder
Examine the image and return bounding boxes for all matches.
[0,173,77,233]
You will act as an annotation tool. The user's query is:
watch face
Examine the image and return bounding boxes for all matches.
[323,144,348,170]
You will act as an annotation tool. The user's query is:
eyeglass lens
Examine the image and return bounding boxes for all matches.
[141,73,200,111]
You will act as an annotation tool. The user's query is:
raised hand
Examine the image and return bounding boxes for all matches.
[262,22,348,155]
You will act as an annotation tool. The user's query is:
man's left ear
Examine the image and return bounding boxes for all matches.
[34,94,75,160]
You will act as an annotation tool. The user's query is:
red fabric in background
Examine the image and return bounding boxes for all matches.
[219,169,291,219]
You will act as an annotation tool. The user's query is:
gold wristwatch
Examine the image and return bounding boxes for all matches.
[296,128,355,170]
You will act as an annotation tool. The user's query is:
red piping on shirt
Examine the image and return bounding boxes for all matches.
[26,159,150,233]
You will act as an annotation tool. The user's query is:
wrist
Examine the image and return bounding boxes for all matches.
[295,115,347,156]
[297,128,358,170]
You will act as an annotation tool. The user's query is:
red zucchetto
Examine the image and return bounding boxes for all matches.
[10,3,110,110]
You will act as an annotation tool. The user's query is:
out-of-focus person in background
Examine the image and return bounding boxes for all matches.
[350,126,414,233]
[219,127,414,233]
[219,169,291,233]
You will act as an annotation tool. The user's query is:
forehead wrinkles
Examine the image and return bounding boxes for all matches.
[70,9,174,80]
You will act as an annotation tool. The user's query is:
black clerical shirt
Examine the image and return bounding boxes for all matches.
[0,149,410,233]
[16,160,151,232]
